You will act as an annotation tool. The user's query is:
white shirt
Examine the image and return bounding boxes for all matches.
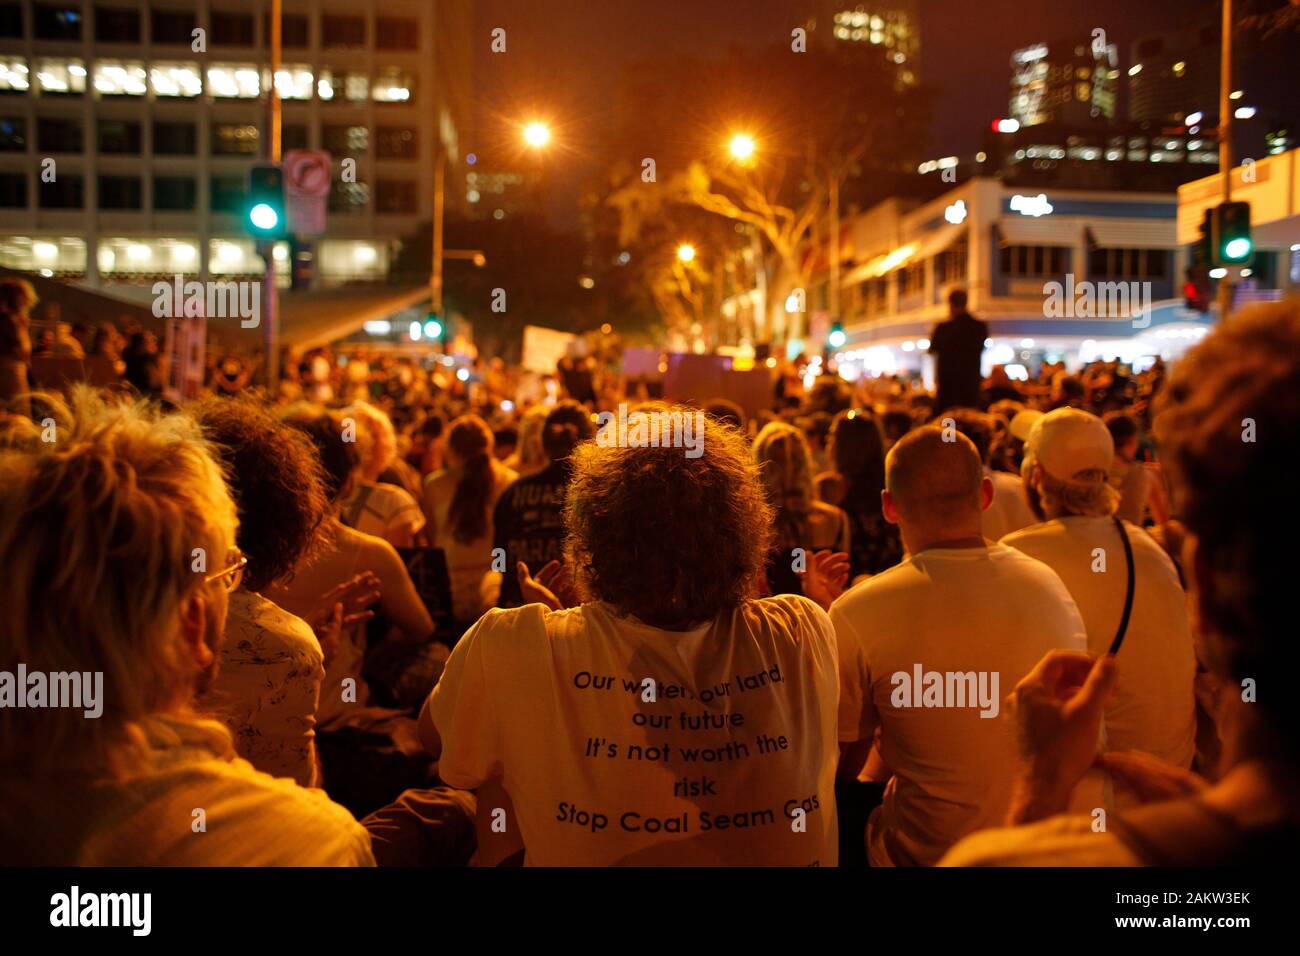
[981,468,1036,543]
[204,590,324,787]
[341,480,426,545]
[427,595,840,866]
[940,813,1140,866]
[0,715,374,865]
[831,543,1087,866]
[1000,516,1197,768]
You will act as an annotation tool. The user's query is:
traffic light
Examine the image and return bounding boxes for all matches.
[1210,201,1252,267]
[423,312,445,345]
[245,163,285,239]
[828,320,846,349]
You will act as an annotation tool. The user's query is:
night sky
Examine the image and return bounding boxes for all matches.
[471,0,1272,226]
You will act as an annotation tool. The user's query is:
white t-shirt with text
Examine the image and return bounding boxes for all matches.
[427,595,840,866]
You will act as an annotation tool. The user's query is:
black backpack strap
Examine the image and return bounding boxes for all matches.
[1107,516,1136,655]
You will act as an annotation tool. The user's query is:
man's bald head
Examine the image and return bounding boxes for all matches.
[885,425,985,530]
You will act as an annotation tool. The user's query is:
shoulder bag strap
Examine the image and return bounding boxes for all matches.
[1107,516,1136,655]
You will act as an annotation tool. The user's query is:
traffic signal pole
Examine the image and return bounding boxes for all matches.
[1216,0,1236,322]
[264,0,282,390]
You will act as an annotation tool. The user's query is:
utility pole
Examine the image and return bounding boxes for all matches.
[829,171,841,330]
[263,0,282,390]
[432,145,445,316]
[1216,0,1236,323]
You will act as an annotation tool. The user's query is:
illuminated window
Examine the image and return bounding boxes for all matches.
[372,68,414,104]
[207,63,260,98]
[35,58,87,95]
[209,238,256,274]
[93,60,148,96]
[329,181,369,214]
[150,62,202,97]
[271,66,313,100]
[0,58,29,93]
[212,123,259,156]
[0,236,85,271]
[322,124,368,156]
[316,68,368,102]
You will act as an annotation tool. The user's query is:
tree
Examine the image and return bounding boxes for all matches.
[603,42,932,345]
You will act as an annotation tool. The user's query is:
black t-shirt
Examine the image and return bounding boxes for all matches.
[493,458,574,607]
[929,313,988,410]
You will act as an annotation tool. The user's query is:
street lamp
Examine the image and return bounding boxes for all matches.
[728,133,756,162]
[524,122,551,148]
[677,243,696,263]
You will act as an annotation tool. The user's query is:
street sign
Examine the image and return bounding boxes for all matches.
[283,149,332,236]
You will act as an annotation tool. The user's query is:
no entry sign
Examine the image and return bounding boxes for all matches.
[284,149,332,236]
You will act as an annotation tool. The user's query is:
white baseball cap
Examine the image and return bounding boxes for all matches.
[1023,407,1114,481]
[1008,408,1043,442]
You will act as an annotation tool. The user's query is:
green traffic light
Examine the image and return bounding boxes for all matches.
[249,202,280,231]
[1224,237,1252,261]
[424,319,443,339]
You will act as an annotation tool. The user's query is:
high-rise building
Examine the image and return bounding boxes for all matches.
[805,1,919,87]
[1010,36,1118,129]
[0,0,472,288]
[1128,25,1219,125]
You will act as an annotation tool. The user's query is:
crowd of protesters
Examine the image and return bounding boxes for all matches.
[1,272,1296,867]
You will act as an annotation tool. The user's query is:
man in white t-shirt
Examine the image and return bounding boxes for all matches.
[943,409,1036,542]
[420,408,841,866]
[1001,407,1196,768]
[831,426,1087,866]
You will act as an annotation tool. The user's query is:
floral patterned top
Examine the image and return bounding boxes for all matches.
[202,590,324,787]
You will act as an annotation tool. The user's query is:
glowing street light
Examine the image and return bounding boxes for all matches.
[523,122,551,148]
[677,243,696,263]
[728,133,756,161]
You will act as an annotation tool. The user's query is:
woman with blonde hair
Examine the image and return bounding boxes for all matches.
[504,404,549,478]
[0,387,372,864]
[422,415,517,625]
[339,401,426,547]
[753,420,850,596]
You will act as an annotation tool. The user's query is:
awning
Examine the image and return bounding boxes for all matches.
[995,218,1082,246]
[275,286,432,350]
[910,222,967,260]
[1086,220,1177,249]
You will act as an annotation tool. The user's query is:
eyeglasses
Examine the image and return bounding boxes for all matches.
[204,548,247,592]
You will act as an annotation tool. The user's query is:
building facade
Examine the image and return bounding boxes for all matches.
[0,0,471,291]
[765,175,1290,381]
